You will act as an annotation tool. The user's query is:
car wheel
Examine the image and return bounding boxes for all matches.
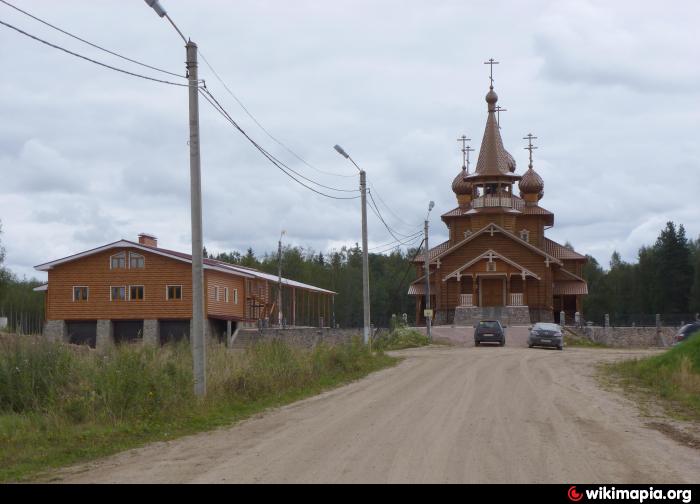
[528,344,534,348]
[558,345,564,351]
[475,340,480,346]
[500,340,505,347]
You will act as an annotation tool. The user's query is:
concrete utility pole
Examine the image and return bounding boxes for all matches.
[360,170,371,346]
[425,201,435,341]
[278,230,286,327]
[334,145,371,345]
[187,41,206,398]
[145,0,205,397]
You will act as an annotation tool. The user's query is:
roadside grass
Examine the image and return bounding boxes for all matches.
[374,326,430,351]
[602,332,700,421]
[0,336,397,482]
[564,334,608,349]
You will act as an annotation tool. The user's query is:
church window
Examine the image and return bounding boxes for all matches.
[487,261,497,272]
[520,229,530,243]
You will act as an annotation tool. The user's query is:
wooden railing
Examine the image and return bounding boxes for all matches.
[509,293,524,306]
[460,294,474,307]
[472,196,514,209]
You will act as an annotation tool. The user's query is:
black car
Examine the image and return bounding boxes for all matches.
[674,322,700,345]
[528,323,564,350]
[474,320,506,347]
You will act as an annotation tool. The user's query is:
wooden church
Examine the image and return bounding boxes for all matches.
[409,67,588,326]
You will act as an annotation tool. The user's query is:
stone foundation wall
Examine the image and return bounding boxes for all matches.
[43,320,68,343]
[573,325,678,348]
[234,328,364,349]
[454,306,531,327]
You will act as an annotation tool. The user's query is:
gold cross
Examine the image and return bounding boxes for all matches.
[484,58,500,87]
[523,133,538,167]
[457,135,474,169]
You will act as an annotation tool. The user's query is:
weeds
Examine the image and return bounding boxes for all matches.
[0,336,396,481]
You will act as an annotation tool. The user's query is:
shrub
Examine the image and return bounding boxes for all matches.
[374,327,430,351]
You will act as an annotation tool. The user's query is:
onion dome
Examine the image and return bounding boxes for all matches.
[486,86,498,109]
[505,150,517,173]
[519,166,544,196]
[452,167,473,195]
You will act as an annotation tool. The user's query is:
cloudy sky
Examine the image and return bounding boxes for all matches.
[1,0,698,281]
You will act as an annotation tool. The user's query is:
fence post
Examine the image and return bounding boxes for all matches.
[560,311,566,327]
[655,314,664,347]
[604,314,611,345]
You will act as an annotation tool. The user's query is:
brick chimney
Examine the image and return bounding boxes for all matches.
[138,233,158,248]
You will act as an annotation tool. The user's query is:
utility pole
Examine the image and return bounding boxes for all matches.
[334,145,371,346]
[360,170,371,346]
[187,41,206,397]
[145,0,205,396]
[424,201,435,341]
[278,230,286,327]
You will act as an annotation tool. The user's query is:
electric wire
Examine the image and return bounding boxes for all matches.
[372,234,423,255]
[197,49,357,180]
[0,0,185,79]
[369,230,423,252]
[391,238,427,305]
[367,189,420,240]
[369,181,422,232]
[198,87,361,201]
[0,19,189,87]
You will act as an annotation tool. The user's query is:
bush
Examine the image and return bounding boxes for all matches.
[374,327,430,351]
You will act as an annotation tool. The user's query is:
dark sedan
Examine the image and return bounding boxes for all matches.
[528,323,564,350]
[474,320,506,347]
[674,322,700,345]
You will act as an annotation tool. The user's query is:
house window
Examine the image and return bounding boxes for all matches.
[167,285,182,300]
[214,286,220,301]
[129,253,145,269]
[73,286,89,302]
[487,262,497,272]
[520,229,530,243]
[130,285,145,301]
[110,252,126,269]
[225,287,229,303]
[233,289,239,305]
[111,286,126,301]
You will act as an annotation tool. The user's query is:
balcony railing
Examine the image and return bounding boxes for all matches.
[472,196,514,209]
[460,294,474,307]
[509,293,524,306]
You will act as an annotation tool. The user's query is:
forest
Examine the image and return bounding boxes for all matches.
[1,219,699,331]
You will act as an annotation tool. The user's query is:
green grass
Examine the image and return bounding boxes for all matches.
[374,327,430,351]
[603,331,700,420]
[564,334,608,348]
[0,336,397,482]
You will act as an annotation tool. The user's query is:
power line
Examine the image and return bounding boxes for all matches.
[197,48,357,179]
[372,234,423,255]
[0,0,185,79]
[0,18,189,87]
[369,181,422,232]
[367,189,419,241]
[369,230,423,252]
[198,87,361,201]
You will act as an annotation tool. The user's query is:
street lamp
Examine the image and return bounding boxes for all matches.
[334,144,370,345]
[278,230,287,328]
[425,201,435,341]
[144,0,206,397]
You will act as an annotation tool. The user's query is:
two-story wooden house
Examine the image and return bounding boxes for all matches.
[34,234,335,348]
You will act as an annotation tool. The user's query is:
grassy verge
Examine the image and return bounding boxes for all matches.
[0,336,397,482]
[602,332,700,420]
[374,326,430,351]
[564,333,608,348]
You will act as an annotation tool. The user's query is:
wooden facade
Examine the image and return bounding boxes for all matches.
[410,84,587,325]
[35,235,336,341]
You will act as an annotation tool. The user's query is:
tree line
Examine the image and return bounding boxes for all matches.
[210,244,421,328]
[582,222,700,325]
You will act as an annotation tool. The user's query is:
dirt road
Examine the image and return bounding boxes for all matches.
[54,327,700,483]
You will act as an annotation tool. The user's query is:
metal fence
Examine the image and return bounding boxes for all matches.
[581,313,699,328]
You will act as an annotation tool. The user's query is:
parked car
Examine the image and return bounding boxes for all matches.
[674,322,700,345]
[474,320,506,347]
[528,323,564,350]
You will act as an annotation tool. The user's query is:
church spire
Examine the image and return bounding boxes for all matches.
[474,59,512,176]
